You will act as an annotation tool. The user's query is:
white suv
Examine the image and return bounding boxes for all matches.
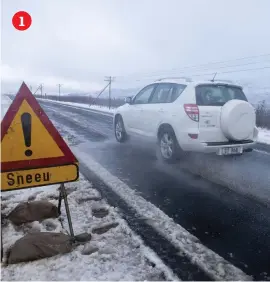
[113,77,258,163]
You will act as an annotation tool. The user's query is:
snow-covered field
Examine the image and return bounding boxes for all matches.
[1,95,175,281]
[37,98,115,114]
[258,127,270,145]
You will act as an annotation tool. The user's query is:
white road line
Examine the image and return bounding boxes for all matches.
[43,105,110,137]
[254,149,270,156]
[73,147,251,281]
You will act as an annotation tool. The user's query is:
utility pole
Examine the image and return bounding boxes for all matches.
[90,81,110,107]
[57,84,62,101]
[40,83,43,98]
[104,76,114,109]
[33,84,42,97]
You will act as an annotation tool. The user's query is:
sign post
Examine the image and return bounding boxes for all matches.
[59,183,75,240]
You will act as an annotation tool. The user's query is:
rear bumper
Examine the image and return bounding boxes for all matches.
[200,140,256,153]
[174,126,258,154]
[184,139,256,153]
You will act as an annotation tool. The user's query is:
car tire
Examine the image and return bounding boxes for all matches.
[115,115,127,143]
[157,127,180,163]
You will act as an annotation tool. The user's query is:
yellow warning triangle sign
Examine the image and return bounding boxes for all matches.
[1,82,78,172]
[2,99,64,162]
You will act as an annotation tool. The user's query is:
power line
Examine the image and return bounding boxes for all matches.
[33,84,43,96]
[89,79,111,107]
[218,65,270,75]
[116,53,270,80]
[104,76,114,109]
[130,65,270,82]
[40,83,44,98]
[140,60,270,80]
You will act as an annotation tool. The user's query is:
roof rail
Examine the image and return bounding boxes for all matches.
[155,76,192,82]
[210,79,234,83]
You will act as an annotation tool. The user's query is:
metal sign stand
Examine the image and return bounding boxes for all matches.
[58,183,75,240]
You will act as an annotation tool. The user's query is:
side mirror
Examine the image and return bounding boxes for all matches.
[124,96,133,104]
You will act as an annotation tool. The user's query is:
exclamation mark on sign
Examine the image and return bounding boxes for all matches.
[21,113,33,157]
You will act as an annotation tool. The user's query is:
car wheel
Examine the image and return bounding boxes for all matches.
[158,128,180,163]
[115,116,127,143]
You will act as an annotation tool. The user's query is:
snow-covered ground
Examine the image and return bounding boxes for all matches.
[258,127,270,145]
[37,98,115,114]
[1,95,176,281]
[72,146,251,281]
[1,177,175,281]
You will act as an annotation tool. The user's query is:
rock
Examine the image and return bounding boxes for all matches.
[92,208,109,218]
[7,232,73,264]
[81,244,99,255]
[27,195,36,201]
[92,222,119,235]
[77,196,102,204]
[8,201,59,225]
[74,232,92,243]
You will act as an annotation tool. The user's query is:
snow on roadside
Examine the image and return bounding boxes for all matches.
[1,176,177,281]
[38,98,116,114]
[258,127,270,145]
[73,148,251,281]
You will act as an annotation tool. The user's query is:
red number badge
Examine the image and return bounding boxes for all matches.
[12,11,32,31]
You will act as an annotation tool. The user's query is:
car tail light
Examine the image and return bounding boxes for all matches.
[184,104,199,122]
[188,133,198,139]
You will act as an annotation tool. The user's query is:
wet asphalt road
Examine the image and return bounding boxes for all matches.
[40,100,270,280]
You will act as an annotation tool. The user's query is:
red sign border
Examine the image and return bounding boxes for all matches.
[1,82,78,172]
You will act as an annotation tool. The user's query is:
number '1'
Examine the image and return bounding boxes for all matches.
[19,16,25,27]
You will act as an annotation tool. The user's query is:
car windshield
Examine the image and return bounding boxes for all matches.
[195,84,248,106]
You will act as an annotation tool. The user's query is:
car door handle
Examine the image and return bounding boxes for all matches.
[158,109,164,112]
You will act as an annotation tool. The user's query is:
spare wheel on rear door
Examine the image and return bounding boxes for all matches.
[220,100,255,141]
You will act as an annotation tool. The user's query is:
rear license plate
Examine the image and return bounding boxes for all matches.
[218,146,243,155]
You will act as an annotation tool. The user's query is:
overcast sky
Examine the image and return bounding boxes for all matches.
[1,0,270,95]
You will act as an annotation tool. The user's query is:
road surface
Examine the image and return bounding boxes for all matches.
[38,100,270,280]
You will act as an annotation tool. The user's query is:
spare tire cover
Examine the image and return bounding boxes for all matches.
[220,100,255,141]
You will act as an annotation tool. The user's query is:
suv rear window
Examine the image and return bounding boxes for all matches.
[195,84,248,106]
